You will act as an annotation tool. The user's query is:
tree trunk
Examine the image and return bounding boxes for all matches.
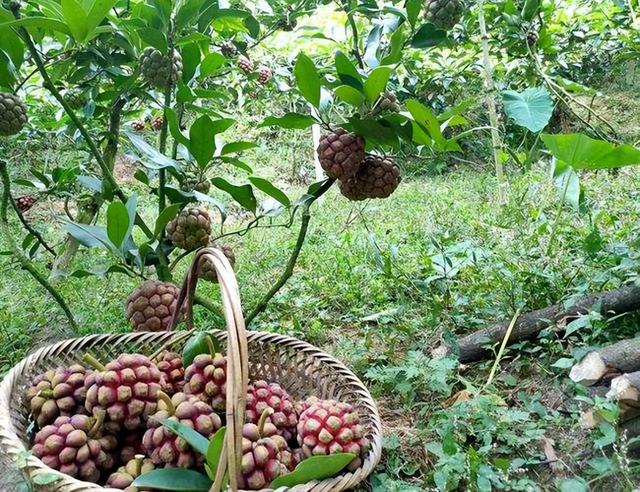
[570,338,640,387]
[437,284,640,363]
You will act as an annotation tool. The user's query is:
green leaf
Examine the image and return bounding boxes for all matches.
[182,332,221,366]
[259,113,317,130]
[502,87,553,132]
[363,66,392,104]
[212,178,257,212]
[521,0,540,21]
[249,177,290,207]
[559,478,588,492]
[189,115,216,169]
[166,108,189,148]
[551,357,574,369]
[541,133,640,170]
[126,132,179,169]
[154,203,181,238]
[348,118,399,149]
[411,23,447,48]
[61,0,89,42]
[335,85,365,107]
[64,222,115,253]
[138,28,167,53]
[85,0,117,40]
[106,201,129,249]
[132,468,212,491]
[335,51,363,91]
[220,141,258,154]
[206,427,226,476]
[32,473,61,485]
[0,18,72,36]
[159,419,209,456]
[406,0,422,27]
[405,99,445,147]
[269,453,356,488]
[294,53,321,108]
[200,53,226,77]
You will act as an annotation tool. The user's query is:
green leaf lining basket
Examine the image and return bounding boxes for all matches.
[0,248,383,491]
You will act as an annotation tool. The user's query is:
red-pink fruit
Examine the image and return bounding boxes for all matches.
[118,432,145,464]
[16,195,36,213]
[165,207,212,251]
[85,354,162,432]
[150,116,163,131]
[339,154,401,201]
[316,129,365,180]
[106,455,154,490]
[239,422,288,489]
[143,392,222,468]
[25,365,90,427]
[297,399,369,471]
[198,244,235,283]
[258,66,271,85]
[294,396,320,418]
[31,414,117,482]
[155,350,185,396]
[132,120,146,131]
[125,280,182,332]
[183,353,227,410]
[238,57,254,74]
[246,381,297,441]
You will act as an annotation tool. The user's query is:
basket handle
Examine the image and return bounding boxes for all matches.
[169,247,248,492]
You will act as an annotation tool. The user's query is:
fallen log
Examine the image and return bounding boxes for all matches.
[570,339,640,387]
[605,371,640,421]
[434,284,640,363]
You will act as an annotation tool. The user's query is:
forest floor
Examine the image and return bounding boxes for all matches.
[2,84,640,490]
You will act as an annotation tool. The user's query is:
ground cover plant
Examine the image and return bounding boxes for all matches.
[1,0,640,490]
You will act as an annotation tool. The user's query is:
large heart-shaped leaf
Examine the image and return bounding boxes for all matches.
[541,133,640,169]
[132,468,212,491]
[269,453,356,488]
[502,87,553,132]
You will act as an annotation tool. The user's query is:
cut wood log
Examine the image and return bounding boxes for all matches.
[570,338,640,387]
[434,284,640,363]
[606,371,640,422]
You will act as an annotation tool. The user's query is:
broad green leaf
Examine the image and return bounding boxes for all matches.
[132,468,212,491]
[166,108,189,148]
[64,222,115,252]
[363,66,392,104]
[212,178,257,212]
[61,0,89,42]
[0,18,72,36]
[411,23,447,48]
[85,0,117,39]
[159,419,209,456]
[259,113,317,129]
[335,85,365,107]
[32,473,61,485]
[521,0,539,21]
[154,203,181,238]
[126,132,179,169]
[249,177,290,207]
[381,27,406,65]
[559,478,588,492]
[182,332,221,367]
[405,99,445,147]
[269,453,356,488]
[189,115,216,169]
[205,427,226,477]
[220,141,257,154]
[294,53,321,108]
[138,28,167,53]
[541,133,640,170]
[348,118,399,149]
[335,51,363,90]
[106,201,129,248]
[502,87,553,132]
[406,0,421,27]
[200,53,226,77]
[210,118,235,135]
[181,42,200,83]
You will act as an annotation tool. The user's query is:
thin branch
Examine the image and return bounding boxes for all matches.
[15,23,154,239]
[0,161,78,330]
[9,195,56,256]
[245,178,335,325]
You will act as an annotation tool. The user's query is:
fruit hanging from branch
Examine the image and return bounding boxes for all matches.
[424,0,464,30]
[165,207,212,251]
[0,92,28,136]
[339,154,401,201]
[258,66,272,85]
[316,129,366,180]
[125,280,182,332]
[15,194,36,212]
[198,244,235,282]
[139,47,183,89]
[238,56,255,75]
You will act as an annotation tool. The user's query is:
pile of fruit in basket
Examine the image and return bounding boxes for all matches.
[22,337,369,490]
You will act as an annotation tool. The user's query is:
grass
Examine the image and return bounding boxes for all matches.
[3,87,640,489]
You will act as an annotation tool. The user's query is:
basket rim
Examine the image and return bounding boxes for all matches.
[0,330,383,492]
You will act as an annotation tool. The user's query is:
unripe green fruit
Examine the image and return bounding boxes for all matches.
[0,92,27,136]
[139,47,183,89]
[424,0,464,30]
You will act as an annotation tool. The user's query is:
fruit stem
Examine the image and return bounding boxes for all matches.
[37,389,54,399]
[157,391,175,415]
[89,410,106,437]
[82,353,106,371]
[257,408,273,436]
[133,454,145,477]
[205,334,216,358]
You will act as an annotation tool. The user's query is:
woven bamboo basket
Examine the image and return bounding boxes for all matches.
[0,248,382,491]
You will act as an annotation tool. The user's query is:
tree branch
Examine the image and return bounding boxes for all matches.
[9,195,56,256]
[0,161,77,330]
[245,178,335,325]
